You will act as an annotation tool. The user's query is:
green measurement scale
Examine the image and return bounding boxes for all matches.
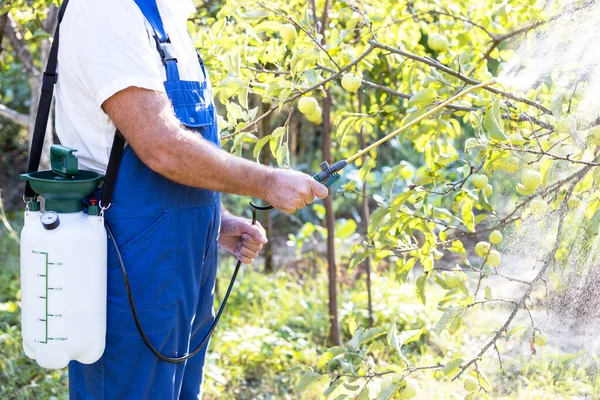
[32,250,66,344]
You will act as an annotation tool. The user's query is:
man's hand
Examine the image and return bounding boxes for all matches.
[219,212,268,264]
[265,169,329,213]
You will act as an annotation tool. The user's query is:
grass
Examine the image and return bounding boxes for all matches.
[1,214,599,399]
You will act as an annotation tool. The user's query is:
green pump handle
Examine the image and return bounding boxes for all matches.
[50,145,79,179]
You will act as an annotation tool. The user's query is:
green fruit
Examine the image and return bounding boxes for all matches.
[534,333,548,346]
[306,106,322,124]
[489,230,503,244]
[464,138,478,151]
[408,88,437,108]
[280,24,297,42]
[555,116,576,133]
[502,156,520,173]
[298,97,318,115]
[516,183,534,196]
[398,381,417,399]
[521,170,542,191]
[427,34,449,52]
[472,174,489,189]
[484,184,493,197]
[588,125,600,146]
[341,73,361,93]
[463,377,478,392]
[568,197,581,209]
[475,241,491,257]
[487,250,501,267]
[445,274,463,289]
[530,199,548,216]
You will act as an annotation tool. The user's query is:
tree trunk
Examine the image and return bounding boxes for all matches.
[259,102,273,273]
[358,92,374,327]
[323,89,341,345]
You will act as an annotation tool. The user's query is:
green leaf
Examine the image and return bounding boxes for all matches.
[297,371,322,392]
[336,219,357,239]
[442,358,464,375]
[461,197,475,232]
[359,327,385,345]
[253,135,272,161]
[484,286,492,300]
[377,379,402,400]
[324,378,343,398]
[238,9,269,19]
[483,100,507,141]
[416,275,427,305]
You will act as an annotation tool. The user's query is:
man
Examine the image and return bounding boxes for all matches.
[55,0,328,398]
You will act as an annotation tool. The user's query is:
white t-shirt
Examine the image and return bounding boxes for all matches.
[56,0,202,174]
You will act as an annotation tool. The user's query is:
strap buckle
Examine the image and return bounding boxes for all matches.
[154,36,177,66]
[41,72,57,93]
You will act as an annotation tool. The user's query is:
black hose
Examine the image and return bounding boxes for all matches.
[106,201,273,363]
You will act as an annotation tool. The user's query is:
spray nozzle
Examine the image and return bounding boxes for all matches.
[313,160,348,187]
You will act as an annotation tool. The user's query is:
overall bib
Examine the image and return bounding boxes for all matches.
[68,1,221,398]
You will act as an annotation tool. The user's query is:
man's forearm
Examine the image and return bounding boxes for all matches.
[104,87,273,200]
[148,123,274,199]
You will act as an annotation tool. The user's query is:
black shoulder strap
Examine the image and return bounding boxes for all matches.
[24,0,125,209]
[24,0,70,198]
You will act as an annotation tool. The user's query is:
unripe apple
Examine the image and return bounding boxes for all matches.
[487,250,501,267]
[534,332,548,346]
[568,197,581,209]
[516,183,534,196]
[530,199,548,216]
[427,33,449,52]
[502,156,520,173]
[445,274,463,289]
[475,241,491,257]
[463,376,478,392]
[472,174,489,189]
[306,106,323,124]
[555,115,576,133]
[280,24,297,42]
[341,73,362,93]
[298,97,318,115]
[489,230,503,244]
[521,170,542,191]
[588,125,600,146]
[465,138,478,151]
[398,380,417,399]
[484,184,493,197]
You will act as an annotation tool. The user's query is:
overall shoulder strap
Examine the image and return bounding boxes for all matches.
[134,0,180,81]
[24,0,70,199]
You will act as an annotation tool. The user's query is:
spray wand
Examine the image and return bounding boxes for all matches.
[312,80,496,187]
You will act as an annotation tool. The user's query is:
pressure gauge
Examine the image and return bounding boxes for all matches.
[40,211,60,230]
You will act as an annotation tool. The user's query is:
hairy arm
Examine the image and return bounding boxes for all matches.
[102,87,327,212]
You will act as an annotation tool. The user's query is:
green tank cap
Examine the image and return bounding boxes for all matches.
[88,199,100,216]
[28,200,40,212]
[20,145,104,213]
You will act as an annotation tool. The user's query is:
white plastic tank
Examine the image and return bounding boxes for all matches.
[20,145,107,369]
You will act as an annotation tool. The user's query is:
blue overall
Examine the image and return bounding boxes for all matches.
[68,1,221,398]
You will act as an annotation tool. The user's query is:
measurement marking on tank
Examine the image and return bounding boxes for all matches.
[33,251,64,344]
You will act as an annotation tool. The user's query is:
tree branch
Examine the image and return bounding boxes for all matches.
[4,14,39,75]
[368,40,552,115]
[0,103,29,126]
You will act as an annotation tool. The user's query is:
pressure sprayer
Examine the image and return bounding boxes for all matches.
[19,62,493,367]
[20,146,106,369]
